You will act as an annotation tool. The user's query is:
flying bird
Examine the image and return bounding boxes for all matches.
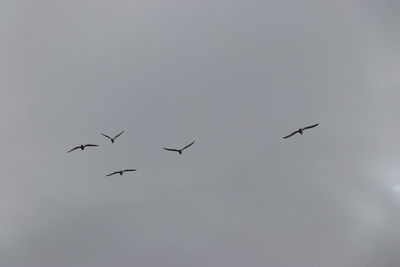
[163,141,195,154]
[67,144,99,153]
[106,169,137,177]
[282,123,319,139]
[101,130,124,143]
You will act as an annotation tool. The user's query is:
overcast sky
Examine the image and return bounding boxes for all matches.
[1,0,400,266]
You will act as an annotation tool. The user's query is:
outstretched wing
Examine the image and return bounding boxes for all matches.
[123,169,137,172]
[163,147,180,152]
[302,123,319,131]
[182,141,195,150]
[106,171,119,177]
[67,146,80,153]
[282,130,300,139]
[84,144,98,148]
[101,133,112,140]
[113,130,125,140]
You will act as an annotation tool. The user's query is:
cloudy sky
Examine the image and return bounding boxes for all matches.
[1,0,400,266]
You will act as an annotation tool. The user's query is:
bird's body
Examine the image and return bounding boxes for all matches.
[106,169,137,177]
[283,123,319,139]
[67,144,98,153]
[101,130,124,143]
[164,148,183,154]
[163,141,195,155]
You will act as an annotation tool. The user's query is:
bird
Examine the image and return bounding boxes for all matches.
[101,130,124,143]
[67,144,99,153]
[163,140,195,154]
[282,123,319,139]
[106,169,137,177]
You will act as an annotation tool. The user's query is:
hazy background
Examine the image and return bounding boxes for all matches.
[1,0,400,266]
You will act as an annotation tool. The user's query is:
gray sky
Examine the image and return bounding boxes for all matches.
[1,0,400,266]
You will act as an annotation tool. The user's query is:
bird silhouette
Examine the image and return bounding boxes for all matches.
[67,144,99,153]
[101,130,124,143]
[283,123,319,139]
[163,141,195,154]
[106,169,137,177]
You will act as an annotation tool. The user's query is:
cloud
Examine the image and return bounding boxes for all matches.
[1,0,400,266]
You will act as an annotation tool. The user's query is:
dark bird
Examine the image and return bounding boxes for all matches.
[101,130,124,143]
[106,169,137,177]
[283,123,319,139]
[67,144,99,153]
[163,141,195,154]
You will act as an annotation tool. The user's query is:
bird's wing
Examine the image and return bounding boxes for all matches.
[302,123,319,130]
[84,144,99,147]
[123,169,137,172]
[182,141,195,150]
[106,171,119,177]
[163,147,180,152]
[282,130,300,139]
[101,133,112,140]
[114,130,124,139]
[67,146,80,153]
